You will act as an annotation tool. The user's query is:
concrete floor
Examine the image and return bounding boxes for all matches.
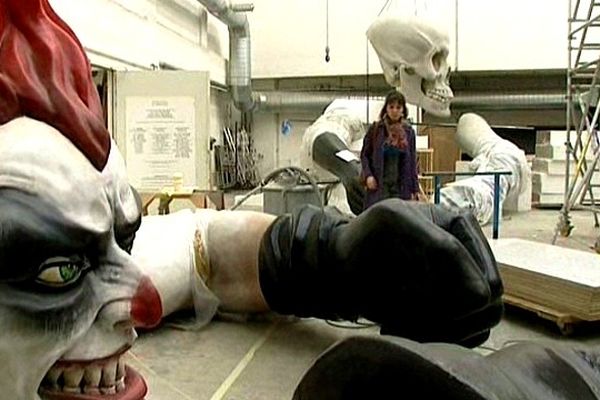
[128,204,600,400]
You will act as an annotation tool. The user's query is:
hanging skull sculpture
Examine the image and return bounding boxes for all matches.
[0,1,162,399]
[367,15,453,117]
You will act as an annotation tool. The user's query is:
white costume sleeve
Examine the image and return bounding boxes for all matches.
[440,113,531,225]
[131,209,220,329]
[300,99,383,215]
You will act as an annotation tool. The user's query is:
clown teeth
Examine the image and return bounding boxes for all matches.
[117,359,126,379]
[116,376,126,392]
[44,367,63,391]
[63,385,82,394]
[63,366,85,389]
[83,386,102,396]
[101,359,117,387]
[41,355,127,394]
[84,367,101,388]
[100,385,116,395]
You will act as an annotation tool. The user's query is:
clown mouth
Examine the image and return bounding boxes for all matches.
[38,349,147,400]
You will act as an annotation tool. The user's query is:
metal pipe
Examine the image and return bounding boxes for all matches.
[253,91,381,113]
[450,93,566,110]
[197,0,564,117]
[231,3,254,12]
[197,0,255,111]
[200,0,247,27]
[252,91,566,113]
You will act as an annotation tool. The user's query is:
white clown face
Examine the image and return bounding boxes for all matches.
[367,15,454,117]
[0,117,162,399]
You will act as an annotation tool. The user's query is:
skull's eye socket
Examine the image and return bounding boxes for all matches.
[432,51,447,71]
[36,256,89,288]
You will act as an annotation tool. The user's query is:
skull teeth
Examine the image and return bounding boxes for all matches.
[41,357,127,394]
[426,88,451,103]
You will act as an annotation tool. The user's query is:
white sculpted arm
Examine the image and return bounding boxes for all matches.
[301,100,373,215]
[200,209,276,313]
[131,209,276,326]
[440,113,531,225]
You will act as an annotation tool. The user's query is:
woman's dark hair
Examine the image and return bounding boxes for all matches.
[378,90,408,120]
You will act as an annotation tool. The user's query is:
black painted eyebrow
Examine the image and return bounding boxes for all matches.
[113,185,143,252]
[0,189,105,282]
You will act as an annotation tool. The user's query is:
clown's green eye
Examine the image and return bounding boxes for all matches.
[36,257,87,287]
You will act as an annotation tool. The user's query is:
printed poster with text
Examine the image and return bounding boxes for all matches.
[126,96,196,191]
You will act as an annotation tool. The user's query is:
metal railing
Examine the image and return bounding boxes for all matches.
[423,171,512,240]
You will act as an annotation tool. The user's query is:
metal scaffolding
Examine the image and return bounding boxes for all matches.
[554,0,600,252]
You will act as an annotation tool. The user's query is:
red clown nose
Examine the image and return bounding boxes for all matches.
[130,276,163,329]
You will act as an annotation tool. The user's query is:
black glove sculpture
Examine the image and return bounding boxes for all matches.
[293,335,600,400]
[312,132,365,215]
[258,198,504,348]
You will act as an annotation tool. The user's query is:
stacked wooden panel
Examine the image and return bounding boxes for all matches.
[490,238,600,321]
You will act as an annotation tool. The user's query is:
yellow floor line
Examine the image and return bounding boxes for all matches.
[210,321,279,400]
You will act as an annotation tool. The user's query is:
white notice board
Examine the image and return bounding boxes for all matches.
[113,70,210,192]
[125,96,196,190]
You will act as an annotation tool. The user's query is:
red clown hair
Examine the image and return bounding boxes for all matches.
[0,0,110,170]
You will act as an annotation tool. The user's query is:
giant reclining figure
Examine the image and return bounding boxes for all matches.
[0,2,587,400]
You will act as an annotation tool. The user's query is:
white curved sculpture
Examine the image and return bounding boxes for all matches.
[300,99,382,215]
[302,100,372,170]
[440,113,532,225]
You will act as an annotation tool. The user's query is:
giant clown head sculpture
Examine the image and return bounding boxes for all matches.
[367,15,453,117]
[0,1,162,399]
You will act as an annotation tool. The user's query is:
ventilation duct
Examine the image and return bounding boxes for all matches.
[197,1,566,116]
[253,92,379,113]
[252,91,566,113]
[198,0,255,112]
[451,93,566,110]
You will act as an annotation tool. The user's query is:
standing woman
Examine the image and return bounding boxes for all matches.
[360,90,420,209]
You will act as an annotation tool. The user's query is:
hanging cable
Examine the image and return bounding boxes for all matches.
[378,0,392,16]
[325,0,330,62]
[371,0,395,121]
[417,0,429,17]
[365,36,370,124]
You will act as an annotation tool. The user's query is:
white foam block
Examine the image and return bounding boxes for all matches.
[491,238,600,287]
